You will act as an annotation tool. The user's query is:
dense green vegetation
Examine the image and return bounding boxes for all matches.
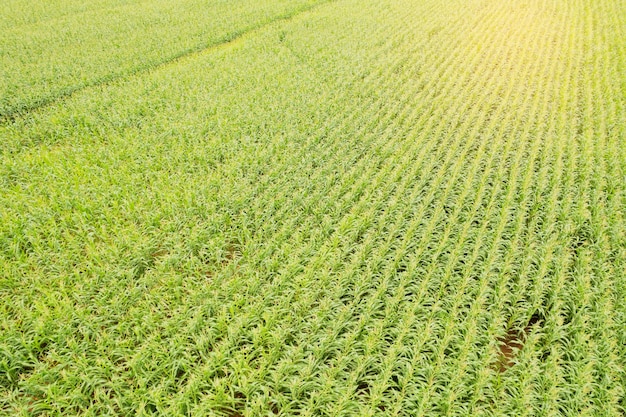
[0,0,328,119]
[1,0,625,415]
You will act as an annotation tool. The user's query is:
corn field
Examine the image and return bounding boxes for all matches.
[1,0,625,415]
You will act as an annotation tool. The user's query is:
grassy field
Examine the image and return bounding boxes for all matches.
[1,0,625,415]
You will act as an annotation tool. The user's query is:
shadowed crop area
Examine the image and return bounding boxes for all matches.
[1,0,625,415]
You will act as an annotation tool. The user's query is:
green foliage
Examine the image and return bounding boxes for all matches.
[1,0,625,415]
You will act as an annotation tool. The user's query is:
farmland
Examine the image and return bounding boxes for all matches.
[1,0,625,415]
